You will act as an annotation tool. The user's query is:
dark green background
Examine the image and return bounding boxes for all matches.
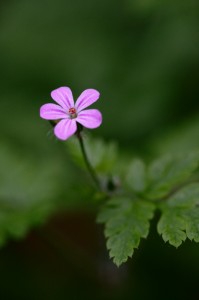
[0,0,199,299]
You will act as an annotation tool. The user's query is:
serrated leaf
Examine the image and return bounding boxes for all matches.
[158,184,199,247]
[124,159,147,193]
[97,197,155,266]
[146,152,199,200]
[157,208,187,247]
[185,208,199,242]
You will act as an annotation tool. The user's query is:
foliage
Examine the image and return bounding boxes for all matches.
[0,0,199,298]
[146,152,199,199]
[0,139,92,247]
[158,184,199,247]
[67,134,118,174]
[1,128,199,267]
[97,197,155,266]
[95,140,199,266]
[1,0,199,269]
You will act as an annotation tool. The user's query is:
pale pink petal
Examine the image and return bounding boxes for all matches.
[40,103,68,120]
[75,89,100,112]
[51,87,74,109]
[54,119,77,140]
[76,109,102,129]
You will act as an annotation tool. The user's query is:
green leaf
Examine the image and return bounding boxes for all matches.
[167,183,199,208]
[97,197,155,266]
[124,159,147,193]
[158,184,199,247]
[157,208,187,247]
[0,141,87,247]
[146,152,199,200]
[0,143,62,246]
[67,135,118,174]
[0,202,54,247]
[185,208,199,242]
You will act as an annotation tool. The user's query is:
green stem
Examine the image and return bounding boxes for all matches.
[49,120,101,191]
[76,125,101,191]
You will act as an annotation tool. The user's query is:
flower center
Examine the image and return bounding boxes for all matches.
[68,107,77,119]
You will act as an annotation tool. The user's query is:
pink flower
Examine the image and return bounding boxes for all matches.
[40,87,102,140]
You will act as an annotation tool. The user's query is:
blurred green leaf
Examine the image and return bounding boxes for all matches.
[0,139,92,246]
[97,197,155,266]
[124,159,147,193]
[67,135,118,174]
[158,184,199,247]
[151,117,199,155]
[166,183,199,208]
[0,142,62,245]
[146,152,199,200]
[0,202,54,247]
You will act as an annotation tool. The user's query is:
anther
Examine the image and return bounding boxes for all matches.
[68,107,77,119]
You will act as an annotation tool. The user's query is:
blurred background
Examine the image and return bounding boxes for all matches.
[0,0,199,299]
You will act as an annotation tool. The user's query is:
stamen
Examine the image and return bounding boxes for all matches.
[68,107,77,119]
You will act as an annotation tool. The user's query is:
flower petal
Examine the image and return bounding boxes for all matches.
[76,109,102,129]
[40,103,67,120]
[54,119,77,140]
[75,89,100,112]
[51,87,74,109]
